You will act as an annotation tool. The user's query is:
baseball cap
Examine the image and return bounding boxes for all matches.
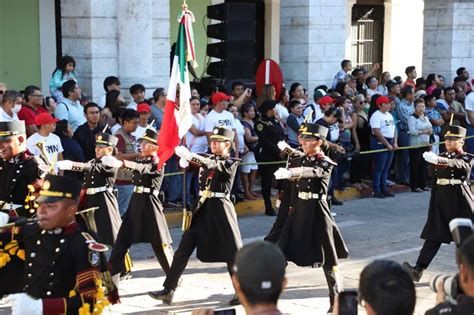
[211,92,231,105]
[233,241,286,293]
[386,79,399,90]
[34,112,59,126]
[313,88,326,100]
[137,102,151,113]
[319,95,334,106]
[376,96,391,106]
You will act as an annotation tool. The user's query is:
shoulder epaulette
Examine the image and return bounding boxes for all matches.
[81,232,109,252]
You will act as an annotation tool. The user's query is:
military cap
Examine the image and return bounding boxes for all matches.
[444,125,466,139]
[299,123,328,140]
[210,126,234,142]
[0,121,26,140]
[95,132,118,147]
[138,128,158,145]
[36,174,82,203]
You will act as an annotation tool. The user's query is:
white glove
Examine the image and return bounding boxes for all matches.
[179,157,189,168]
[5,293,42,315]
[101,156,123,168]
[56,160,73,170]
[423,151,439,164]
[277,141,291,152]
[274,168,292,180]
[175,146,192,161]
[0,212,8,226]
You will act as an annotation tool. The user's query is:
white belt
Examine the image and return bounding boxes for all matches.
[436,178,467,185]
[133,186,159,197]
[198,191,229,199]
[1,203,22,210]
[298,192,327,200]
[86,186,113,195]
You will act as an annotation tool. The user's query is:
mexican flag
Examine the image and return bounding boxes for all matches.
[157,8,196,169]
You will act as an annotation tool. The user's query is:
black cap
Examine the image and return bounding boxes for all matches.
[138,128,158,145]
[233,241,286,293]
[386,79,399,90]
[300,123,328,140]
[0,121,26,140]
[444,125,466,139]
[95,132,118,147]
[210,126,234,142]
[36,174,83,203]
[259,100,278,114]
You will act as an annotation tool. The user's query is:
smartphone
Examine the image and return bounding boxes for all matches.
[338,291,358,315]
[214,308,236,315]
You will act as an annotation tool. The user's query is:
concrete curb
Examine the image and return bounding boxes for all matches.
[164,184,410,228]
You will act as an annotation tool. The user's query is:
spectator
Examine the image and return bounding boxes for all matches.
[286,100,304,148]
[377,71,391,95]
[231,81,252,108]
[97,76,121,108]
[275,87,289,124]
[256,84,276,108]
[352,68,366,93]
[414,90,427,101]
[345,74,357,97]
[455,66,472,94]
[424,94,444,154]
[0,90,22,122]
[425,234,474,315]
[43,96,57,115]
[26,112,63,174]
[395,86,415,186]
[0,82,7,104]
[335,96,354,190]
[48,55,77,101]
[132,102,156,142]
[102,90,125,128]
[453,82,466,105]
[438,75,446,88]
[350,94,371,189]
[334,81,352,99]
[404,66,417,89]
[370,96,397,198]
[357,260,416,315]
[111,106,126,135]
[408,98,432,192]
[54,80,86,132]
[465,90,474,159]
[184,96,207,203]
[366,76,379,99]
[240,103,259,200]
[54,119,84,180]
[126,84,146,110]
[289,82,305,105]
[199,100,209,118]
[426,73,441,95]
[73,102,109,161]
[19,86,49,136]
[114,108,141,215]
[151,88,166,130]
[303,88,326,123]
[332,59,352,89]
[229,103,246,157]
[191,87,200,98]
[442,87,466,127]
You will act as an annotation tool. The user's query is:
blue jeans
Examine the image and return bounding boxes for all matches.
[116,184,134,216]
[395,130,410,183]
[371,137,395,193]
[163,154,183,202]
[466,126,474,179]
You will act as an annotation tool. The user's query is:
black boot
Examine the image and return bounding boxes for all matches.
[148,288,175,305]
[229,294,240,306]
[402,262,424,282]
[264,199,277,216]
[327,294,334,314]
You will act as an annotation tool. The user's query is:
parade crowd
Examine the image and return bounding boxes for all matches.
[0,54,474,315]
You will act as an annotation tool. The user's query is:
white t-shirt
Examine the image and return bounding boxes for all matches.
[0,108,19,122]
[97,94,106,108]
[27,132,64,173]
[369,110,396,138]
[204,110,235,132]
[186,114,207,153]
[111,124,121,135]
[127,101,138,110]
[465,92,474,125]
[303,103,324,123]
[235,119,245,153]
[275,103,289,123]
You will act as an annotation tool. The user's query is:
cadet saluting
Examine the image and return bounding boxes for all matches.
[404,125,474,282]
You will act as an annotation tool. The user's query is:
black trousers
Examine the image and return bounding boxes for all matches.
[109,239,171,276]
[409,148,427,190]
[416,240,442,269]
[323,265,341,305]
[264,198,289,243]
[258,164,280,211]
[163,225,234,290]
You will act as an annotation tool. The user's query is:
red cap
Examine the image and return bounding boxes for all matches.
[319,96,334,106]
[211,92,231,105]
[34,112,59,126]
[376,96,391,106]
[137,102,151,113]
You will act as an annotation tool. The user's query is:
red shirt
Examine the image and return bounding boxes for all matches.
[18,105,48,126]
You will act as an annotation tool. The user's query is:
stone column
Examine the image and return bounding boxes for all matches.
[383,0,424,77]
[264,0,280,62]
[280,0,347,91]
[422,0,474,83]
[345,0,356,61]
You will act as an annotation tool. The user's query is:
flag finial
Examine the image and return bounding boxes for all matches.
[182,0,188,10]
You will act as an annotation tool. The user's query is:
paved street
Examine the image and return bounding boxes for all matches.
[0,191,459,314]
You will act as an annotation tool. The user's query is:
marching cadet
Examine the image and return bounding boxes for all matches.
[0,174,119,314]
[149,126,243,305]
[404,125,474,282]
[274,123,348,314]
[102,129,174,279]
[0,121,45,297]
[255,100,286,216]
